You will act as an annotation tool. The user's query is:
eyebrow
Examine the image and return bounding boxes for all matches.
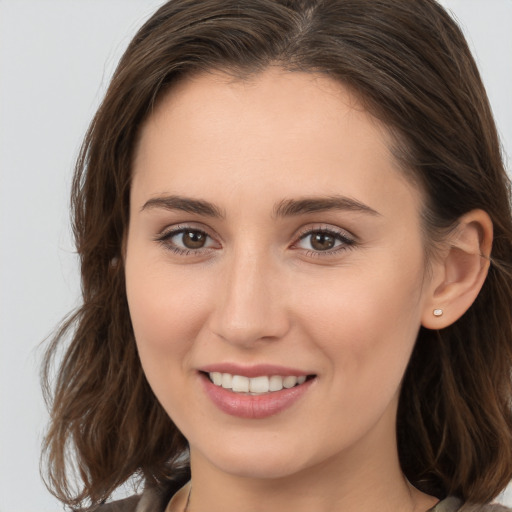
[141,195,225,218]
[140,194,380,219]
[273,195,380,218]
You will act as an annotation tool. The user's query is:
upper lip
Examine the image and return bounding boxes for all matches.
[199,363,313,378]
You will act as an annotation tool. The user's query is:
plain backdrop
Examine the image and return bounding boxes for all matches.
[0,1,511,511]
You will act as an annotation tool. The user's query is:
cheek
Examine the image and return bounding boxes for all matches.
[125,257,218,425]
[297,256,425,397]
[125,248,213,369]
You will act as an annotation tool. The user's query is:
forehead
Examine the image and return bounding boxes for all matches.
[138,68,388,157]
[131,67,421,219]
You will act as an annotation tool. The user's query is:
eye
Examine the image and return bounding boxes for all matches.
[175,230,209,249]
[156,226,219,254]
[294,228,355,254]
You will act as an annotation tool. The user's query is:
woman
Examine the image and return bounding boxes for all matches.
[42,1,512,511]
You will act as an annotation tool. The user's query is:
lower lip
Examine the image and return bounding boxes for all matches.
[200,374,314,419]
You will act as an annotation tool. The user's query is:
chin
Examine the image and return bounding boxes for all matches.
[192,438,315,480]
[215,458,306,480]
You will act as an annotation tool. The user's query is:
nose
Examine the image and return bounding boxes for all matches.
[208,248,291,348]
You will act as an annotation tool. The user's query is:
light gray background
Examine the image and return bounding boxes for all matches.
[0,1,511,511]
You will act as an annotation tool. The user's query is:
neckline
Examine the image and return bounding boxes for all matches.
[163,483,461,512]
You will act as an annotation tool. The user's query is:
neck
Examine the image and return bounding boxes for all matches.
[186,424,438,512]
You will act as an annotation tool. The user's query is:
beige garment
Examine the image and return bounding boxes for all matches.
[100,483,511,512]
[160,488,512,512]
[161,486,458,512]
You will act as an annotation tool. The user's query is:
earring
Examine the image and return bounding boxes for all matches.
[433,309,443,317]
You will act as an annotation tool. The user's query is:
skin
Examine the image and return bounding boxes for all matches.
[125,67,469,512]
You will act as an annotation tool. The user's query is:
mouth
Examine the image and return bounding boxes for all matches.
[198,363,317,418]
[204,371,315,395]
[200,370,316,418]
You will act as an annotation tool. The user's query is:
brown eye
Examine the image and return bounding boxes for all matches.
[157,227,217,254]
[310,233,336,251]
[181,230,207,249]
[295,228,355,254]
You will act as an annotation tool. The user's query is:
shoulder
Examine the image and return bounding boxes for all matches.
[96,495,141,512]
[435,497,512,512]
[96,474,188,512]
[460,504,512,512]
[96,488,163,512]
[96,488,165,512]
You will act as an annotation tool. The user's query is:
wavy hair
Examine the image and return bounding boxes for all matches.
[42,0,512,508]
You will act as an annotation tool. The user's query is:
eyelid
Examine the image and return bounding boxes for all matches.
[153,222,357,258]
[154,223,221,254]
[294,223,356,242]
[291,224,357,255]
[156,221,218,239]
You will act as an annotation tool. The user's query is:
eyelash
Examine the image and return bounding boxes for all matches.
[293,227,356,257]
[154,225,356,258]
[155,225,217,256]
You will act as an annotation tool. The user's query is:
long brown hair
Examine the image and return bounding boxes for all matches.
[42,0,512,508]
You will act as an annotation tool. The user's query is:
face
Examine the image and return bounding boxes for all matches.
[125,68,433,481]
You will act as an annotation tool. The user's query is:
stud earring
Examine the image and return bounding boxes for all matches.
[433,309,443,317]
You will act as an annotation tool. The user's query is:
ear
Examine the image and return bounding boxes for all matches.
[111,235,128,270]
[421,209,493,329]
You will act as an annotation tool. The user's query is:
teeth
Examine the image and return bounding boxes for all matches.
[283,376,298,388]
[211,372,222,386]
[249,376,269,393]
[208,372,309,394]
[269,375,283,391]
[221,373,232,389]
[232,375,249,392]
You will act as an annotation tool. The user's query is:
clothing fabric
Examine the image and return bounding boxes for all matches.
[97,483,512,512]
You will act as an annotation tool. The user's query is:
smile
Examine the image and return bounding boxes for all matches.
[200,370,316,419]
[208,372,308,394]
